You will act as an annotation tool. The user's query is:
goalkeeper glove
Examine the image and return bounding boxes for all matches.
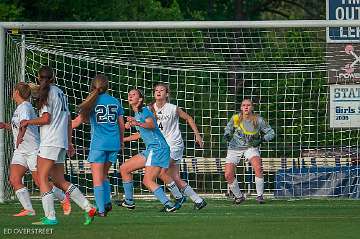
[248,138,263,147]
[224,133,233,142]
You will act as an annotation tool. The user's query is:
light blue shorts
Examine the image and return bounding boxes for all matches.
[88,150,118,164]
[140,146,170,169]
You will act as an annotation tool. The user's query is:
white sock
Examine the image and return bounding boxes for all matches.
[66,184,92,212]
[41,191,56,220]
[255,176,264,197]
[229,178,243,198]
[15,187,34,211]
[52,186,65,202]
[182,184,203,204]
[166,181,183,200]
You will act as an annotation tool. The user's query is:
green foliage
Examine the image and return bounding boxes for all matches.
[0,2,24,21]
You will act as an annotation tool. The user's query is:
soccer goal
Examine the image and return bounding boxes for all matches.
[1,21,360,203]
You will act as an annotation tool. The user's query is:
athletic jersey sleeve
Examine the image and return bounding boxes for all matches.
[142,107,154,120]
[40,104,50,115]
[224,115,235,141]
[19,105,32,121]
[258,117,275,141]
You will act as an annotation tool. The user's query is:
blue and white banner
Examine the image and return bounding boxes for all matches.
[330,84,360,128]
[327,0,360,43]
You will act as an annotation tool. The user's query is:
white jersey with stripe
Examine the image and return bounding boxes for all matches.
[39,84,69,149]
[153,103,184,149]
[11,101,40,153]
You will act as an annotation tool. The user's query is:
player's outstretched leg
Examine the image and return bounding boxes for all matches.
[225,163,245,205]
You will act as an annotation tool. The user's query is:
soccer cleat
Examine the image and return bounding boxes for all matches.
[160,203,177,212]
[194,200,207,210]
[256,195,265,204]
[174,196,186,210]
[61,193,71,215]
[32,217,58,225]
[13,209,36,217]
[105,202,112,214]
[83,207,96,225]
[97,212,107,217]
[117,200,135,210]
[234,196,246,205]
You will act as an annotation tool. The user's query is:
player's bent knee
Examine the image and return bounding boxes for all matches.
[10,175,22,188]
[119,164,129,174]
[142,178,151,188]
[224,172,235,183]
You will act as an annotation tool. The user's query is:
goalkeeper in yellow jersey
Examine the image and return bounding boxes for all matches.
[224,99,274,204]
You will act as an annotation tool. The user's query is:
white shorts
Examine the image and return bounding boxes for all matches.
[225,148,260,165]
[170,147,184,165]
[11,150,38,171]
[38,146,66,164]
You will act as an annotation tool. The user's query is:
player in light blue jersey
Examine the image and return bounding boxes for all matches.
[118,89,176,212]
[72,75,125,217]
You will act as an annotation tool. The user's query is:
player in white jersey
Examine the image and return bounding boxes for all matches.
[20,66,95,225]
[0,82,70,217]
[149,83,207,210]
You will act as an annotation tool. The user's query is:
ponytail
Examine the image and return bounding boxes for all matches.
[36,66,54,110]
[77,74,108,122]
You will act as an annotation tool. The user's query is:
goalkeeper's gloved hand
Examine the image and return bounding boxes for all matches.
[248,138,263,147]
[224,133,233,142]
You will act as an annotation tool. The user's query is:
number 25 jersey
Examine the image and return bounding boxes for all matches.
[89,93,124,151]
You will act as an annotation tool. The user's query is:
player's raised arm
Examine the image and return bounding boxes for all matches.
[177,107,203,148]
[20,112,51,127]
[123,132,141,142]
[72,115,84,129]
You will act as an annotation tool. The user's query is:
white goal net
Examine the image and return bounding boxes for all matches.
[1,21,360,201]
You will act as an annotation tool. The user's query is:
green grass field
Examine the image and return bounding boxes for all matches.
[1,199,359,239]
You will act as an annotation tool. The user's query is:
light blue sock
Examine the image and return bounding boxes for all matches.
[123,181,134,205]
[103,180,111,205]
[153,186,172,206]
[94,185,105,213]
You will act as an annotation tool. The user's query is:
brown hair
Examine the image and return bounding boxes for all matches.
[148,83,170,119]
[129,88,145,113]
[77,74,109,122]
[36,66,54,110]
[14,82,31,100]
[239,99,258,128]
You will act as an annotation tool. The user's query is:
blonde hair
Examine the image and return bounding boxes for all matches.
[77,74,108,122]
[235,99,258,128]
[14,82,31,100]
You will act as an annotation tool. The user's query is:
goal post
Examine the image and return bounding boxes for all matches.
[1,20,360,202]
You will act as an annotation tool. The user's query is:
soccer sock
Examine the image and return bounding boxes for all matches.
[66,184,92,212]
[15,187,34,211]
[52,186,65,202]
[255,176,264,197]
[123,181,134,205]
[228,178,243,198]
[166,181,183,200]
[94,185,105,213]
[103,179,111,205]
[41,191,56,220]
[182,184,203,204]
[153,186,172,207]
